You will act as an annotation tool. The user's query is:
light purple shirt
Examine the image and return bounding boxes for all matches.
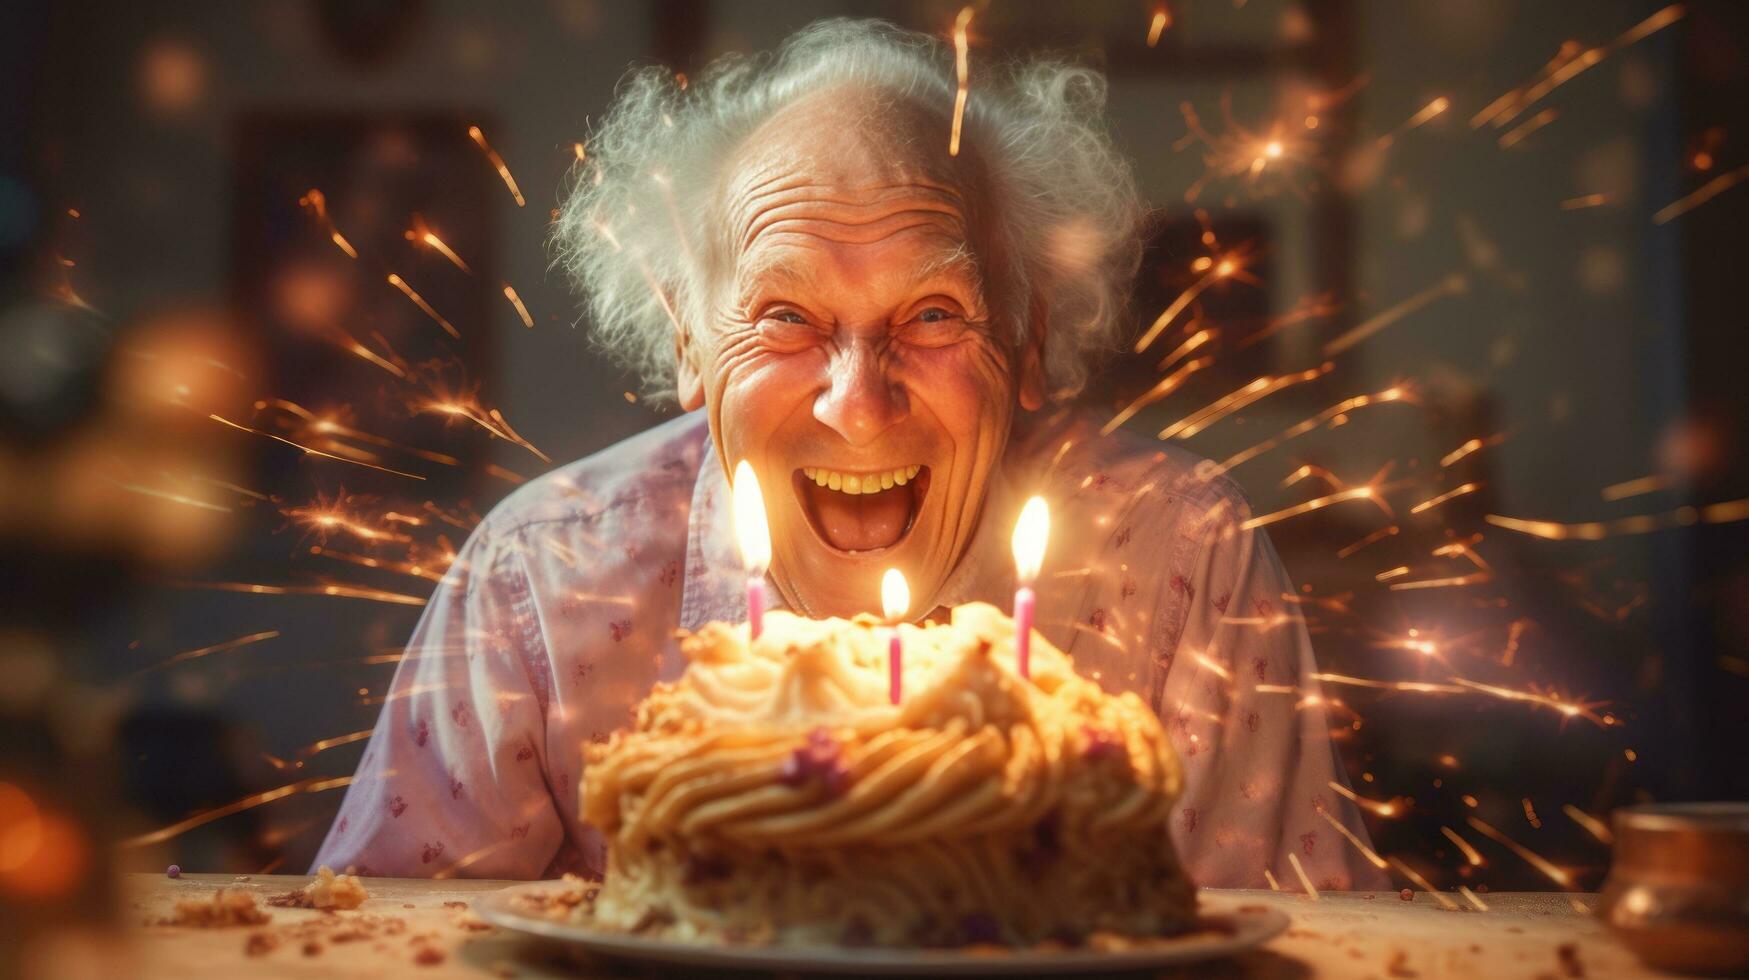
[315,407,1389,891]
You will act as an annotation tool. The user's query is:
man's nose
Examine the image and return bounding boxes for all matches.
[813,341,908,447]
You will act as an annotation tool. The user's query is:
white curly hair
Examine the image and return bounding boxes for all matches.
[552,18,1143,402]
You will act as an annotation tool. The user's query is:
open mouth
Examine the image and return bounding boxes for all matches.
[793,464,931,555]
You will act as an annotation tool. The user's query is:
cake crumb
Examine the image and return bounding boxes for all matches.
[268,866,369,910]
[1399,888,1415,902]
[1386,948,1418,977]
[167,889,271,927]
[1556,942,1585,977]
[413,944,447,966]
[244,931,280,957]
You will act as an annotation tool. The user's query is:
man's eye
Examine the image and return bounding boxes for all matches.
[767,310,807,325]
[916,307,955,323]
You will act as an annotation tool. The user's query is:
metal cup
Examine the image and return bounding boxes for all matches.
[1597,803,1749,976]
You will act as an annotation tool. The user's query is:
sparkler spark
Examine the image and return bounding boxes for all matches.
[1158,363,1332,440]
[1654,164,1749,224]
[118,774,356,848]
[208,414,426,480]
[135,630,281,675]
[1323,274,1468,357]
[1467,816,1573,888]
[386,273,461,340]
[1560,193,1608,210]
[297,188,357,258]
[1285,852,1319,899]
[467,124,525,207]
[1600,474,1671,501]
[1317,807,1388,869]
[1458,885,1489,912]
[1337,524,1398,558]
[948,7,974,157]
[1100,356,1213,436]
[113,481,233,513]
[1134,257,1240,353]
[1241,484,1393,531]
[1441,825,1485,866]
[1487,497,1749,540]
[406,216,472,273]
[1209,387,1415,476]
[1498,108,1558,149]
[173,581,429,606]
[1410,483,1482,515]
[1328,779,1399,818]
[1562,804,1613,843]
[1376,96,1450,150]
[1146,8,1170,47]
[503,284,535,327]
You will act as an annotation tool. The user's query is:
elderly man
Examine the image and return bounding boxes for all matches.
[316,20,1386,891]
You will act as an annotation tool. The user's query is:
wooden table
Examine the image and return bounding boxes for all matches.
[116,873,1662,978]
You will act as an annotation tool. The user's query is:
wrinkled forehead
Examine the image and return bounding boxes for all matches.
[715,87,988,264]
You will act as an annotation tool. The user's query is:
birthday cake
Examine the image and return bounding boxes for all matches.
[579,601,1195,948]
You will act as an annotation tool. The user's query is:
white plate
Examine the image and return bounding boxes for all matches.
[475,881,1289,976]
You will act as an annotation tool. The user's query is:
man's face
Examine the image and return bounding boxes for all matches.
[677,91,1039,619]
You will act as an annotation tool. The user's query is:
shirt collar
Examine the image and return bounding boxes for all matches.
[678,439,1022,631]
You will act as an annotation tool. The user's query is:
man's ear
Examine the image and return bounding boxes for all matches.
[675,327,705,411]
[1017,290,1048,411]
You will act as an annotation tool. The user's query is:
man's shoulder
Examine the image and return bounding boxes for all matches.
[482,411,711,536]
[1013,406,1252,525]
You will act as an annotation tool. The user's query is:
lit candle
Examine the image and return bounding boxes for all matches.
[881,568,909,705]
[731,460,771,640]
[1011,495,1050,679]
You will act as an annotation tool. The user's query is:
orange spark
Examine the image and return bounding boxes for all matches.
[948,7,974,157]
[208,414,426,480]
[386,273,460,340]
[1241,485,1381,531]
[297,729,374,758]
[1488,497,1749,541]
[1441,825,1485,866]
[1147,9,1171,47]
[1317,808,1387,869]
[304,416,460,467]
[1467,816,1573,888]
[1156,327,1215,372]
[1450,678,1608,725]
[1601,474,1671,501]
[1562,804,1613,844]
[1159,363,1332,440]
[1209,386,1416,476]
[1561,193,1608,210]
[1393,571,1494,592]
[572,142,587,162]
[118,774,356,848]
[1328,779,1400,818]
[1376,566,1411,581]
[1323,274,1468,356]
[308,546,448,583]
[1655,164,1749,224]
[1134,257,1239,353]
[283,505,414,545]
[173,580,429,606]
[1440,433,1505,466]
[1459,886,1490,912]
[1409,482,1482,515]
[135,630,281,674]
[1498,108,1558,149]
[1282,465,1347,492]
[1286,852,1319,899]
[1337,525,1398,558]
[297,188,357,258]
[1475,5,1683,130]
[468,124,525,206]
[1523,797,1543,828]
[1376,96,1450,150]
[113,481,232,513]
[1385,856,1461,910]
[503,284,535,327]
[1263,868,1282,891]
[1100,356,1214,436]
[406,217,472,273]
[419,397,552,464]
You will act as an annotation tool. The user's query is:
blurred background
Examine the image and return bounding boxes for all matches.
[2,0,1747,949]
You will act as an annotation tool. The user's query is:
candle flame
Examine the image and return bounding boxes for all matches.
[882,568,909,622]
[731,460,771,574]
[1012,495,1050,583]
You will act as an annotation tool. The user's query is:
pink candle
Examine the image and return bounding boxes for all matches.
[888,627,902,705]
[748,575,766,640]
[731,460,772,642]
[1010,496,1050,681]
[881,568,909,704]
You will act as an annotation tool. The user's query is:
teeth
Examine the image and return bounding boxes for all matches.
[802,465,924,495]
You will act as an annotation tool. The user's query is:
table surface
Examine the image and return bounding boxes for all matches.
[115,873,1662,979]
